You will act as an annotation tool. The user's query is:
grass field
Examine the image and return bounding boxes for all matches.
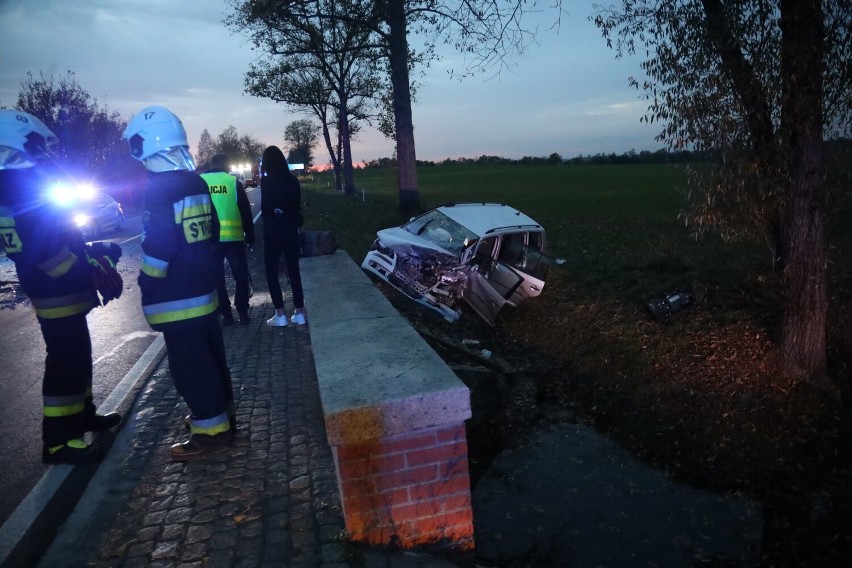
[303,163,776,321]
[300,162,852,565]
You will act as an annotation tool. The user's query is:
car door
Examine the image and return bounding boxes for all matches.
[495,231,550,306]
[461,237,524,325]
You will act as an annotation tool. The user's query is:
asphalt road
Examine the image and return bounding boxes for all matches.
[0,214,156,527]
[0,185,261,529]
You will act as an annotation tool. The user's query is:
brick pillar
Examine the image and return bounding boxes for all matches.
[332,421,475,551]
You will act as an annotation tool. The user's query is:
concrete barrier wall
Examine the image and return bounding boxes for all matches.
[300,250,474,552]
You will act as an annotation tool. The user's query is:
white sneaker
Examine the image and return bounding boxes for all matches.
[290,312,307,325]
[266,314,289,327]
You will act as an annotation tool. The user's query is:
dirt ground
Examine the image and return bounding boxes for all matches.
[384,281,852,568]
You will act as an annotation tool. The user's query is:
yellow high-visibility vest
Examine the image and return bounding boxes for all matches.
[201,172,244,242]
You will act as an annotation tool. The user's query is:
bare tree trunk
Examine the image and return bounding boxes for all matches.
[338,93,356,195]
[387,0,420,215]
[778,0,828,385]
[319,116,341,191]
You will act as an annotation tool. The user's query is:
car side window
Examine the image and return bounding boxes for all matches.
[499,232,549,279]
[473,237,497,273]
[498,233,528,267]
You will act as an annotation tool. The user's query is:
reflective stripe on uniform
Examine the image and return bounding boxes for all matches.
[142,289,218,325]
[189,411,231,435]
[30,292,96,319]
[36,246,78,278]
[173,194,214,244]
[173,194,213,224]
[0,210,22,254]
[141,254,169,278]
[218,219,242,241]
[43,393,87,418]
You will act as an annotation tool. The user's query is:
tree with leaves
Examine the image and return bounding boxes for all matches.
[229,0,384,196]
[227,0,563,213]
[15,70,142,206]
[284,119,320,167]
[594,0,852,385]
[196,129,216,170]
[210,125,265,171]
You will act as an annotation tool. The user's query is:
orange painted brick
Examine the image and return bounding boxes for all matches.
[438,457,470,479]
[342,486,410,512]
[389,494,471,521]
[405,441,467,468]
[338,431,438,460]
[436,424,467,444]
[337,453,407,479]
[407,474,471,502]
[373,463,439,489]
[378,431,438,454]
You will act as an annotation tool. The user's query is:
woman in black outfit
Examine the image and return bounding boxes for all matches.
[260,146,306,326]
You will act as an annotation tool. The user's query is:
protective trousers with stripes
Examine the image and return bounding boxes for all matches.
[163,318,234,432]
[39,313,96,447]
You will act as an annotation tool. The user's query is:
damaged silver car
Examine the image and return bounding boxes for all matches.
[361,203,551,325]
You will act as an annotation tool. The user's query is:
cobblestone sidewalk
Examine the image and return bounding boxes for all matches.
[37,230,460,568]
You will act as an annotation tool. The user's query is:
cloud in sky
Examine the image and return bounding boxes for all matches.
[0,0,663,163]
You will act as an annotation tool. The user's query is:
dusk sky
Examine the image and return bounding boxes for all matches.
[0,0,663,164]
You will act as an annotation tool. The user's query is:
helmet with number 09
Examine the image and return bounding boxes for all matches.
[0,109,58,170]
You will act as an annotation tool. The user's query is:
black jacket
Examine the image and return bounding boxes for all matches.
[139,170,220,331]
[0,169,98,320]
[260,173,301,231]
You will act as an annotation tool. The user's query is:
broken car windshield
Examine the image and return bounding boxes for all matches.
[403,210,478,256]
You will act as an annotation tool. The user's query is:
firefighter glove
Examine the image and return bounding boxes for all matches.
[88,254,123,306]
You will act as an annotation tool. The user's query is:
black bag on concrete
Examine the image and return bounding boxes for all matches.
[301,230,338,257]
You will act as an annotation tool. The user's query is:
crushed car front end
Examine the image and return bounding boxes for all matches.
[362,203,551,325]
[361,225,472,322]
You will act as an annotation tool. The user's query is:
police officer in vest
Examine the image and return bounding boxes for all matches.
[123,106,235,461]
[201,154,254,326]
[0,110,123,464]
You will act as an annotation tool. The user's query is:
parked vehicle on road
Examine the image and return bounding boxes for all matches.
[48,180,125,241]
[361,203,551,325]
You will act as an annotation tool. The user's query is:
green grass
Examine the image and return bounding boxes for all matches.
[301,161,852,566]
[302,163,770,310]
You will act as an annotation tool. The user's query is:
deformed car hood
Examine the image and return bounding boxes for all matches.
[376,227,459,258]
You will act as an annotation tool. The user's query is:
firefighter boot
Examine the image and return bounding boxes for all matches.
[86,412,122,432]
[170,430,234,462]
[184,412,237,432]
[43,438,104,465]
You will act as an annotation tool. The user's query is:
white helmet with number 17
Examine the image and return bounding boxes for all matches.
[123,106,195,172]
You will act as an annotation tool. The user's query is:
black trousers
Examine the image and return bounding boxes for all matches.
[163,318,234,422]
[263,224,304,310]
[215,241,251,314]
[39,314,96,447]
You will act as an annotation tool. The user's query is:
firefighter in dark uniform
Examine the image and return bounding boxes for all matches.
[123,106,235,461]
[0,110,122,465]
[200,154,255,326]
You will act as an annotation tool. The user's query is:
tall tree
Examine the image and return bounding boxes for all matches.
[284,119,320,167]
[210,126,264,171]
[196,128,216,169]
[229,0,384,196]
[227,0,562,214]
[238,134,265,165]
[594,0,852,384]
[15,70,141,205]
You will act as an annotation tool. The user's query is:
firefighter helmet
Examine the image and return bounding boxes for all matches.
[123,106,190,162]
[0,109,58,170]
